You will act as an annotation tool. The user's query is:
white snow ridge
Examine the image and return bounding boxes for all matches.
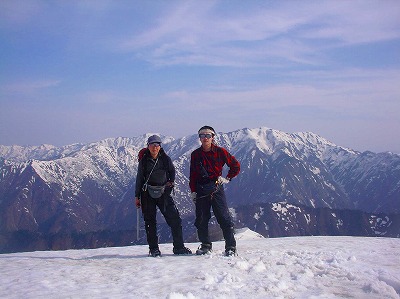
[1,229,399,299]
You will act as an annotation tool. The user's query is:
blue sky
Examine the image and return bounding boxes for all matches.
[1,1,400,153]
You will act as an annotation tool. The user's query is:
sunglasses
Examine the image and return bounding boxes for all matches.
[199,133,213,139]
[149,143,161,147]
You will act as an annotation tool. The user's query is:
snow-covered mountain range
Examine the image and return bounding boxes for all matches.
[1,127,399,253]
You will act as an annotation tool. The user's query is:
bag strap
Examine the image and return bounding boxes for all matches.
[143,156,159,188]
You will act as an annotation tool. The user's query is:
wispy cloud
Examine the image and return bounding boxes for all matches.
[163,68,400,115]
[0,79,61,95]
[116,1,400,67]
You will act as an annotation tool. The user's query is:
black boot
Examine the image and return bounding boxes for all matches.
[195,243,212,255]
[149,248,161,257]
[224,246,237,257]
[173,246,192,255]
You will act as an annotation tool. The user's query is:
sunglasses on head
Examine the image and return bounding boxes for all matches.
[199,133,213,139]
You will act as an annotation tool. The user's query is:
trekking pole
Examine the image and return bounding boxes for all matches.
[136,205,140,241]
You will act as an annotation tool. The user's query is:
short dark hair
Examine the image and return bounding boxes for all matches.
[198,125,216,135]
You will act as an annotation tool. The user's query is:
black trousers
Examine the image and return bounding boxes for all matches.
[194,185,236,249]
[140,190,184,250]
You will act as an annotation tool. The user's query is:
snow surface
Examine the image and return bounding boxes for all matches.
[1,229,399,299]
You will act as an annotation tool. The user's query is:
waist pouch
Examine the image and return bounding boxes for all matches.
[197,181,217,196]
[146,184,165,198]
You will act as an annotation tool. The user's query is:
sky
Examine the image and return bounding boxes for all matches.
[1,229,399,298]
[1,1,400,153]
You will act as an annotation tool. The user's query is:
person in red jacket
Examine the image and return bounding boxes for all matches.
[189,126,240,256]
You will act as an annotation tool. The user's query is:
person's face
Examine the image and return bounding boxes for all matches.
[148,142,161,157]
[199,133,213,149]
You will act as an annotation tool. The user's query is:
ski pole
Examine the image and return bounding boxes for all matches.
[136,204,140,241]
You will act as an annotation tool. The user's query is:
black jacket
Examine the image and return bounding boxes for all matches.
[134,148,175,197]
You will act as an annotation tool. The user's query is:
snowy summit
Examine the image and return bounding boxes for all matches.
[1,229,399,299]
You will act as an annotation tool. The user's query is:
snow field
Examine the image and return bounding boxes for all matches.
[0,234,399,299]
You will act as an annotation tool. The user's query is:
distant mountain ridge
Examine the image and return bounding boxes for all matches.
[1,127,399,253]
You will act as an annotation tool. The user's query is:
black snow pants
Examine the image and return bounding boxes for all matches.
[140,190,184,250]
[194,185,236,249]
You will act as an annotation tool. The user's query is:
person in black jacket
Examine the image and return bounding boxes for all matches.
[135,135,191,257]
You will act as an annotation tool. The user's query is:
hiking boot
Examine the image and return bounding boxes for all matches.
[149,248,161,257]
[173,246,192,255]
[195,243,212,255]
[224,246,237,257]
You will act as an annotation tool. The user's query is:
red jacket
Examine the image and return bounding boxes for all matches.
[189,144,240,192]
